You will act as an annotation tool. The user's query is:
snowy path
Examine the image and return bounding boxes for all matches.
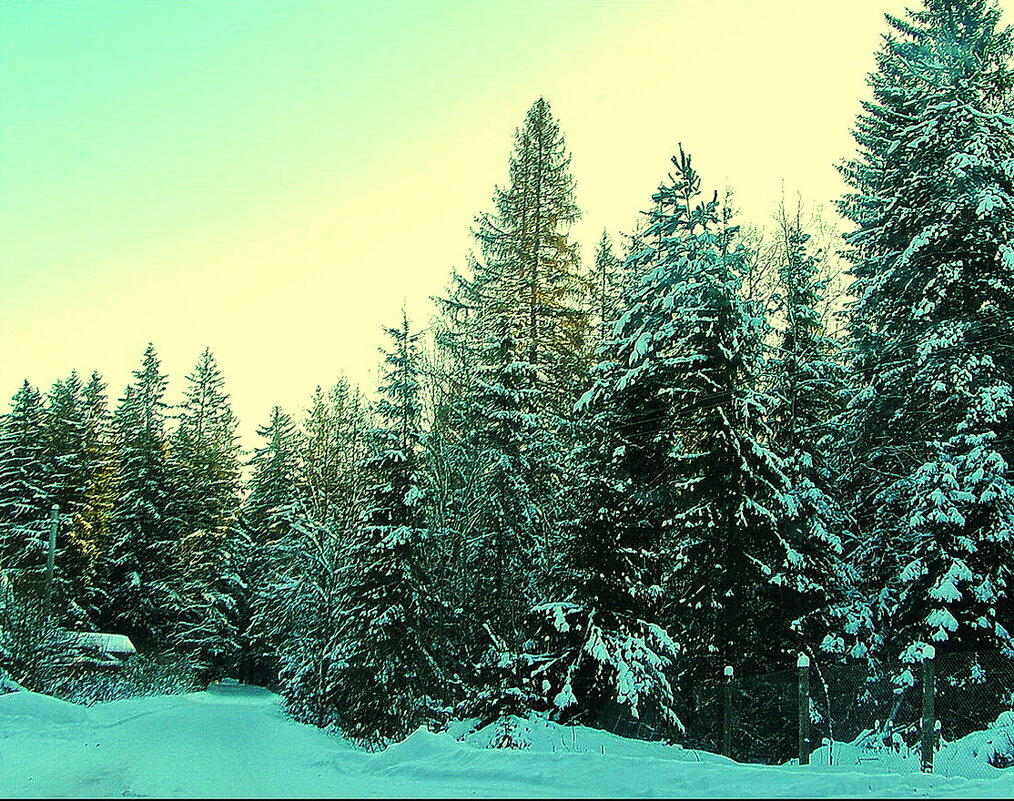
[1,687,1013,798]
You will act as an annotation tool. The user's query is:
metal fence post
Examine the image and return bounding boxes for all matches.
[921,644,936,774]
[722,665,733,758]
[798,652,811,765]
[46,503,59,605]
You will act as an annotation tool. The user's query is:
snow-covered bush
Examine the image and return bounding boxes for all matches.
[1,577,198,705]
[54,650,200,706]
[0,583,82,695]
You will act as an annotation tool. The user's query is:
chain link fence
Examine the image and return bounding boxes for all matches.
[671,649,1014,773]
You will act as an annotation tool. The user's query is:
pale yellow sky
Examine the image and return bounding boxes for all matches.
[3,0,1002,447]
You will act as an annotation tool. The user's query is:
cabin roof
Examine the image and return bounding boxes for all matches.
[74,632,136,655]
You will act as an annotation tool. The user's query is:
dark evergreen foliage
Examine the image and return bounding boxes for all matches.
[43,372,103,624]
[237,405,304,687]
[170,349,243,679]
[96,344,183,647]
[0,382,53,583]
[323,313,449,745]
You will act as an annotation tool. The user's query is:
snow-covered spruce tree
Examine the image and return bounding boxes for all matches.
[45,373,87,520]
[425,99,587,719]
[836,0,1014,661]
[170,349,243,679]
[257,381,371,717]
[531,346,682,737]
[172,349,241,546]
[0,382,53,588]
[43,371,101,624]
[320,312,448,745]
[765,216,854,646]
[237,406,304,686]
[657,157,841,673]
[95,344,183,647]
[76,372,118,624]
[452,319,566,724]
[545,150,837,695]
[528,155,724,738]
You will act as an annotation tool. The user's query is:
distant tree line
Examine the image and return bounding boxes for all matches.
[1,0,1012,749]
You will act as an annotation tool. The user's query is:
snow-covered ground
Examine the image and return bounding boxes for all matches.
[1,685,1012,798]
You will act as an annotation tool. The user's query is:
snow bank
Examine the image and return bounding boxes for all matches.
[0,688,1012,797]
[809,735,919,773]
[936,711,1014,778]
[806,713,1014,780]
[456,713,725,762]
[0,690,92,727]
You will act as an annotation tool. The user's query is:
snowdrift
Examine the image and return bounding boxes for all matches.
[0,687,1013,797]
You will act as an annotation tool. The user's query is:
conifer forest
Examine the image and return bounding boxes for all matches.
[3,0,1014,759]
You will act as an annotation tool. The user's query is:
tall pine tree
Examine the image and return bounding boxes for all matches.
[238,405,304,686]
[171,349,243,678]
[588,229,627,348]
[648,151,840,674]
[323,312,448,745]
[0,382,52,586]
[471,97,587,412]
[96,344,182,646]
[172,349,241,543]
[427,99,588,716]
[77,371,117,624]
[838,0,1014,660]
[44,372,100,623]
